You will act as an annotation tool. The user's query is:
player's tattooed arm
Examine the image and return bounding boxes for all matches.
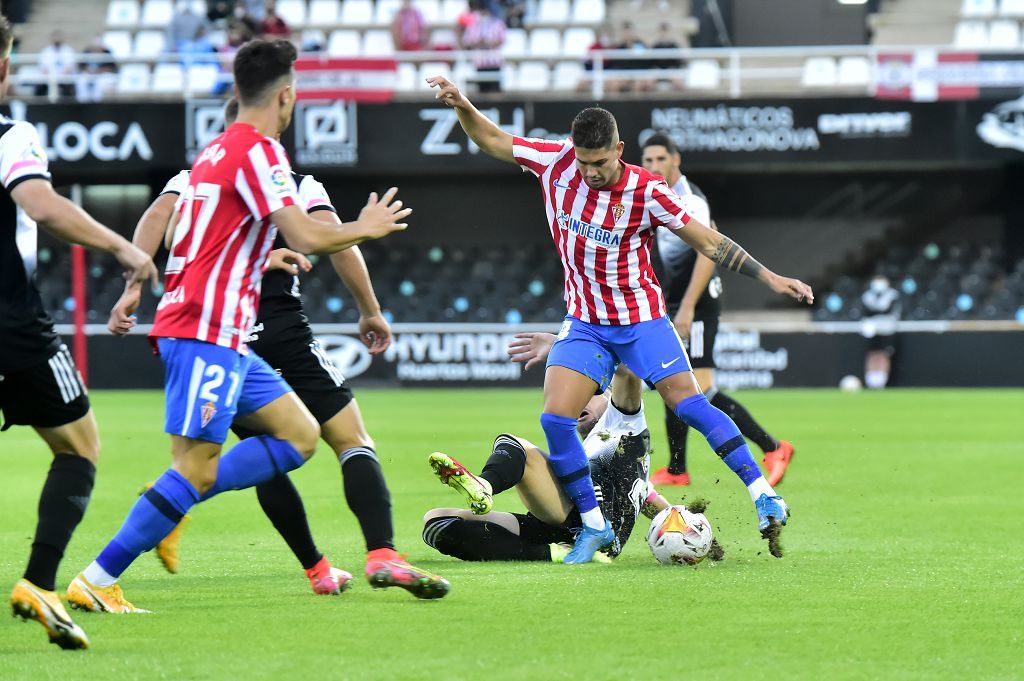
[709,235,765,279]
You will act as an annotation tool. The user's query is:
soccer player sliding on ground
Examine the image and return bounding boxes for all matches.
[106,98,448,599]
[428,76,812,563]
[66,39,410,616]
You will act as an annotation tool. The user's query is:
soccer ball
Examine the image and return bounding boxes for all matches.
[647,506,714,566]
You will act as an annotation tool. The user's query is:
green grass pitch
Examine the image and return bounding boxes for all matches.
[2,388,1022,680]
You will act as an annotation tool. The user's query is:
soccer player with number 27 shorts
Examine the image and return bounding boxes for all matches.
[66,39,411,617]
[429,75,813,563]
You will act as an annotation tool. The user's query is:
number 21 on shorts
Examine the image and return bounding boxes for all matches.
[191,356,240,428]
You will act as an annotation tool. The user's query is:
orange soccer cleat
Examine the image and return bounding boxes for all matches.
[762,440,795,487]
[650,467,691,487]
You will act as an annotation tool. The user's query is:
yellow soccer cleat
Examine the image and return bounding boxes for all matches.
[156,514,190,574]
[428,452,493,514]
[67,574,150,614]
[10,579,90,650]
[549,543,612,564]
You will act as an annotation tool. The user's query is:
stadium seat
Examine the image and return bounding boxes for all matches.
[102,30,134,59]
[686,59,720,89]
[837,56,871,86]
[535,0,570,24]
[499,63,518,90]
[308,0,340,24]
[441,0,466,22]
[186,63,220,94]
[396,62,418,90]
[430,28,457,48]
[117,63,151,93]
[999,0,1024,16]
[362,29,396,55]
[341,0,374,24]
[571,0,605,24]
[140,0,173,27]
[106,0,141,27]
[562,27,595,57]
[375,0,403,25]
[517,61,551,90]
[189,0,207,14]
[528,28,562,58]
[962,0,997,16]
[300,28,327,49]
[152,62,185,92]
[414,0,441,23]
[953,20,990,47]
[208,28,227,48]
[275,0,308,26]
[133,30,167,58]
[801,57,837,87]
[502,28,528,57]
[553,60,583,89]
[418,62,452,88]
[327,29,362,56]
[988,19,1020,47]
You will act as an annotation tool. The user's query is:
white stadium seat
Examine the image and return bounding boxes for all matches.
[516,61,551,90]
[686,59,720,89]
[441,0,466,23]
[500,63,518,90]
[186,63,220,94]
[502,28,528,57]
[413,0,441,23]
[989,19,1021,46]
[430,28,457,47]
[275,0,308,27]
[308,0,340,25]
[189,0,207,14]
[999,0,1024,16]
[552,60,583,89]
[962,0,996,16]
[375,0,403,25]
[341,0,374,24]
[562,27,594,57]
[107,0,141,27]
[571,0,605,24]
[953,20,990,47]
[535,0,570,24]
[362,29,395,55]
[837,56,871,86]
[418,62,452,89]
[133,29,166,58]
[208,28,227,48]
[528,28,562,58]
[801,57,837,87]
[140,0,173,27]
[152,62,185,92]
[396,62,418,90]
[102,30,133,59]
[300,29,326,48]
[327,29,362,55]
[116,63,151,93]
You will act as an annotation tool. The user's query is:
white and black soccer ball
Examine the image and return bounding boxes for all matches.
[647,505,714,566]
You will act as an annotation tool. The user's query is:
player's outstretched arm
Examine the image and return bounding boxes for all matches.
[671,219,814,305]
[273,187,411,254]
[427,76,515,164]
[11,178,158,288]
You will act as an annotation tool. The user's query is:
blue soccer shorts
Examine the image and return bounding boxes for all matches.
[157,338,292,444]
[546,315,692,391]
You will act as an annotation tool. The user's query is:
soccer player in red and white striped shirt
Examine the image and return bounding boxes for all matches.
[67,40,412,616]
[429,76,812,563]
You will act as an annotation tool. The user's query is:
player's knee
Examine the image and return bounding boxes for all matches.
[540,412,575,435]
[292,419,321,458]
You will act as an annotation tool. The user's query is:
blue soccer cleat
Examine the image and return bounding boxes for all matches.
[563,521,615,564]
[755,493,789,531]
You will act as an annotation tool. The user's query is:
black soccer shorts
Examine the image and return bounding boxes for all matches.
[0,344,90,431]
[686,315,719,370]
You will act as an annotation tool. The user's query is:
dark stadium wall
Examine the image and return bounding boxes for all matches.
[727,0,870,46]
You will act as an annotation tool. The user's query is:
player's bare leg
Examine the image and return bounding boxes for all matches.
[656,371,788,556]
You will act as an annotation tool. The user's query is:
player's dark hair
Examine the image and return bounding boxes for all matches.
[571,107,619,150]
[223,97,239,126]
[233,38,297,106]
[0,15,13,59]
[642,132,678,156]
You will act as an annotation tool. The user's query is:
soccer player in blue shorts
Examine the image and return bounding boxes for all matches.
[429,76,812,563]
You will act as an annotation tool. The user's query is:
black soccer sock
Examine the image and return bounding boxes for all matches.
[339,447,395,552]
[255,474,323,571]
[24,453,95,591]
[664,403,690,475]
[422,516,550,562]
[709,390,780,454]
[479,435,528,495]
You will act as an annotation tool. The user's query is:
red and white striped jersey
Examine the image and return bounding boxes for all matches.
[512,136,699,325]
[150,123,300,353]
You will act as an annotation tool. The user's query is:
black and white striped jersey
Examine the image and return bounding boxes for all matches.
[0,115,61,372]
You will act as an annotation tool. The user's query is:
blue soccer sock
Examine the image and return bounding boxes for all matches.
[674,394,773,501]
[540,413,603,527]
[90,469,199,583]
[201,435,306,501]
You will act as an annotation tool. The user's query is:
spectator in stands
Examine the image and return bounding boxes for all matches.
[860,274,901,389]
[649,22,683,91]
[260,1,291,37]
[212,23,252,94]
[608,22,648,92]
[392,0,429,52]
[208,0,234,23]
[497,0,526,29]
[76,34,117,103]
[167,0,211,52]
[241,0,267,22]
[462,3,506,92]
[456,0,481,48]
[37,30,76,99]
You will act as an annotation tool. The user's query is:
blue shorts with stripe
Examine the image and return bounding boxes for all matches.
[157,338,292,444]
[546,315,692,391]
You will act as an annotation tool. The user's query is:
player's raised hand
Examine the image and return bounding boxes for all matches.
[267,248,312,274]
[427,76,468,109]
[770,274,814,305]
[359,313,392,355]
[113,241,160,289]
[507,332,557,371]
[107,285,142,336]
[358,187,412,240]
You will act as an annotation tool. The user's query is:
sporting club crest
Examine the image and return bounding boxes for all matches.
[612,202,625,222]
[200,401,217,428]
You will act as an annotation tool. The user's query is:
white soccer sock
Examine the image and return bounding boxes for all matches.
[747,476,775,503]
[82,561,118,588]
[865,371,888,389]
[580,507,606,530]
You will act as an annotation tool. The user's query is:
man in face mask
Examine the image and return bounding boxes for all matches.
[860,274,901,389]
